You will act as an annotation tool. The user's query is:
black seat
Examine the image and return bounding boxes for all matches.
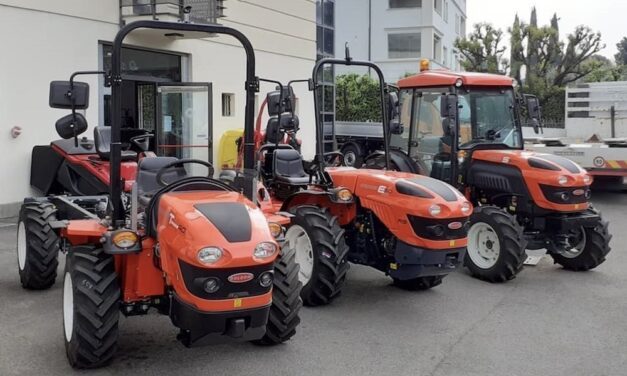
[136,157,186,205]
[94,126,137,161]
[272,149,309,185]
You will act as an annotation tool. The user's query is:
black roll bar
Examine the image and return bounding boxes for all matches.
[109,20,258,224]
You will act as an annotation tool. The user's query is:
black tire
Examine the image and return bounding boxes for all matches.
[63,246,120,369]
[550,211,611,271]
[464,206,527,283]
[340,143,364,168]
[287,205,350,306]
[17,202,60,289]
[253,246,303,345]
[392,275,444,291]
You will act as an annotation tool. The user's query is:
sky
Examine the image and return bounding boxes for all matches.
[466,0,627,61]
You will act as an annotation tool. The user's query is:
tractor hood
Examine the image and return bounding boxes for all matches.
[471,150,586,176]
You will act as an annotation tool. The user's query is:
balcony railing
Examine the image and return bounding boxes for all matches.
[120,0,226,25]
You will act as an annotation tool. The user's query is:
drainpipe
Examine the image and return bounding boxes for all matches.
[368,0,372,77]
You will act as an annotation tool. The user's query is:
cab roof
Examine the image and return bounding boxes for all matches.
[398,69,515,89]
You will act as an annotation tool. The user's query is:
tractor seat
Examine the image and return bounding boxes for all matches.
[136,157,187,206]
[94,126,137,161]
[272,149,309,185]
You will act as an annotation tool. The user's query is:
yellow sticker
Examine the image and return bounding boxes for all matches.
[234,298,242,308]
[449,240,455,247]
[389,263,398,270]
[574,204,579,210]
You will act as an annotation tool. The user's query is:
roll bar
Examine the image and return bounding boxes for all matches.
[109,20,258,224]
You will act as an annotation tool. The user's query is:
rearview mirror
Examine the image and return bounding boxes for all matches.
[49,81,90,109]
[55,113,88,139]
[440,94,458,135]
[390,120,404,135]
[266,86,295,116]
[525,95,542,134]
[387,91,400,121]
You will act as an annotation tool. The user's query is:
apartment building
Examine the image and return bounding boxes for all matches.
[334,0,467,81]
[0,0,317,217]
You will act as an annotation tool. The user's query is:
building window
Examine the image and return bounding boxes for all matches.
[460,17,466,36]
[443,46,448,66]
[388,33,422,59]
[443,1,448,22]
[568,111,590,118]
[222,93,234,117]
[389,0,422,8]
[434,0,442,15]
[433,34,442,62]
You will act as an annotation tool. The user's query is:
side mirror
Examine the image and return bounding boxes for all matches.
[440,94,458,136]
[525,95,542,134]
[266,86,295,116]
[49,81,90,109]
[55,113,88,139]
[387,91,400,121]
[390,120,404,135]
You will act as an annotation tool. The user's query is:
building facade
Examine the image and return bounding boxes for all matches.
[334,0,467,81]
[0,0,317,217]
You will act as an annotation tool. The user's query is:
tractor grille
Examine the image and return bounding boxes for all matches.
[178,260,273,300]
[539,185,590,205]
[407,216,469,241]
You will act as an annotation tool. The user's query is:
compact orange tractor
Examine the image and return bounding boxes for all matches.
[376,62,612,282]
[16,21,301,368]
[245,54,473,306]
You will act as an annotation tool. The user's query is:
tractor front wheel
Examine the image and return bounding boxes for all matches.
[464,206,527,283]
[63,246,120,369]
[253,245,303,345]
[285,205,349,306]
[549,211,611,271]
[392,275,444,291]
[17,202,60,289]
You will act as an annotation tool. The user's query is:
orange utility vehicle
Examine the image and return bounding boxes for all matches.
[379,62,612,282]
[16,21,301,369]
[247,55,473,306]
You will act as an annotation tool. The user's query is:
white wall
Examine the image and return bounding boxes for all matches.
[0,0,316,216]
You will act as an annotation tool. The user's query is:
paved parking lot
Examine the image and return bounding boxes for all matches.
[1,192,626,376]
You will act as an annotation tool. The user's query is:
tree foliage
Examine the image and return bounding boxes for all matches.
[615,37,627,65]
[454,23,508,74]
[335,74,382,122]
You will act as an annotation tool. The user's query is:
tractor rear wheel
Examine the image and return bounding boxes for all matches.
[549,211,611,271]
[392,275,444,291]
[340,143,364,168]
[253,245,303,345]
[17,202,60,289]
[63,246,120,369]
[286,205,349,306]
[465,206,527,283]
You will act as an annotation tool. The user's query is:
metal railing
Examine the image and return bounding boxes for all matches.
[119,0,226,25]
[522,120,565,129]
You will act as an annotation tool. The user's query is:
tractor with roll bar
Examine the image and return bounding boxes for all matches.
[16,20,302,369]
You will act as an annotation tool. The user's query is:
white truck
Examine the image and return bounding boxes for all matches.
[526,81,627,189]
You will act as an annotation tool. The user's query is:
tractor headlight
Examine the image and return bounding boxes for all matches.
[268,222,283,238]
[335,188,353,202]
[429,204,442,217]
[198,247,223,264]
[203,278,221,293]
[254,242,278,259]
[112,231,139,249]
[461,202,472,215]
[259,271,274,287]
[557,175,569,186]
[583,174,592,185]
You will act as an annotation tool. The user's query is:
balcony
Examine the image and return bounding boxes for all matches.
[120,0,226,25]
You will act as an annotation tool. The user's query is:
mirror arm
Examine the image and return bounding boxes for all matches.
[67,71,106,147]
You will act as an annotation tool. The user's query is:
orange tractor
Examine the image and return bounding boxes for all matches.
[372,63,612,282]
[16,21,301,368]
[242,55,473,306]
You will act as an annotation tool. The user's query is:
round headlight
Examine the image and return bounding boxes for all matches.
[455,78,463,87]
[461,202,472,215]
[254,242,278,259]
[268,222,283,238]
[336,188,353,202]
[112,231,139,248]
[558,175,569,186]
[583,174,592,185]
[429,204,442,217]
[198,247,222,264]
[259,271,274,287]
[203,278,221,293]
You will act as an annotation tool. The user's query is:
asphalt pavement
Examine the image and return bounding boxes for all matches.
[0,192,626,376]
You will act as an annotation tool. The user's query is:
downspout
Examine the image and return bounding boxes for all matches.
[368,0,372,77]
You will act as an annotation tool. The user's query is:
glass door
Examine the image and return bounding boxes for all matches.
[156,83,212,171]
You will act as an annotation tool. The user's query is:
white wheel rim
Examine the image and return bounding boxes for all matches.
[561,227,587,259]
[467,222,501,269]
[63,272,74,342]
[17,222,26,271]
[344,151,356,167]
[285,225,314,285]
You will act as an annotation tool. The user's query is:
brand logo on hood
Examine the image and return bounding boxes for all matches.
[573,189,585,196]
[448,221,463,230]
[228,273,254,283]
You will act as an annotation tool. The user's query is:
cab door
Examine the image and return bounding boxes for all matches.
[156,83,212,169]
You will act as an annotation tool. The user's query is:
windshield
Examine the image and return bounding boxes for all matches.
[458,88,522,149]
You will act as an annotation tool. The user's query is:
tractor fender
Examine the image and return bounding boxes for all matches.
[389,150,420,174]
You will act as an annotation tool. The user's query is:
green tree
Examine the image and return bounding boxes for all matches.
[454,23,509,74]
[615,37,627,65]
[335,74,382,122]
[583,55,625,82]
[509,15,525,85]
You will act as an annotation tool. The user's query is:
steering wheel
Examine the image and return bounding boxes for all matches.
[129,133,154,152]
[156,159,215,187]
[324,151,345,167]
